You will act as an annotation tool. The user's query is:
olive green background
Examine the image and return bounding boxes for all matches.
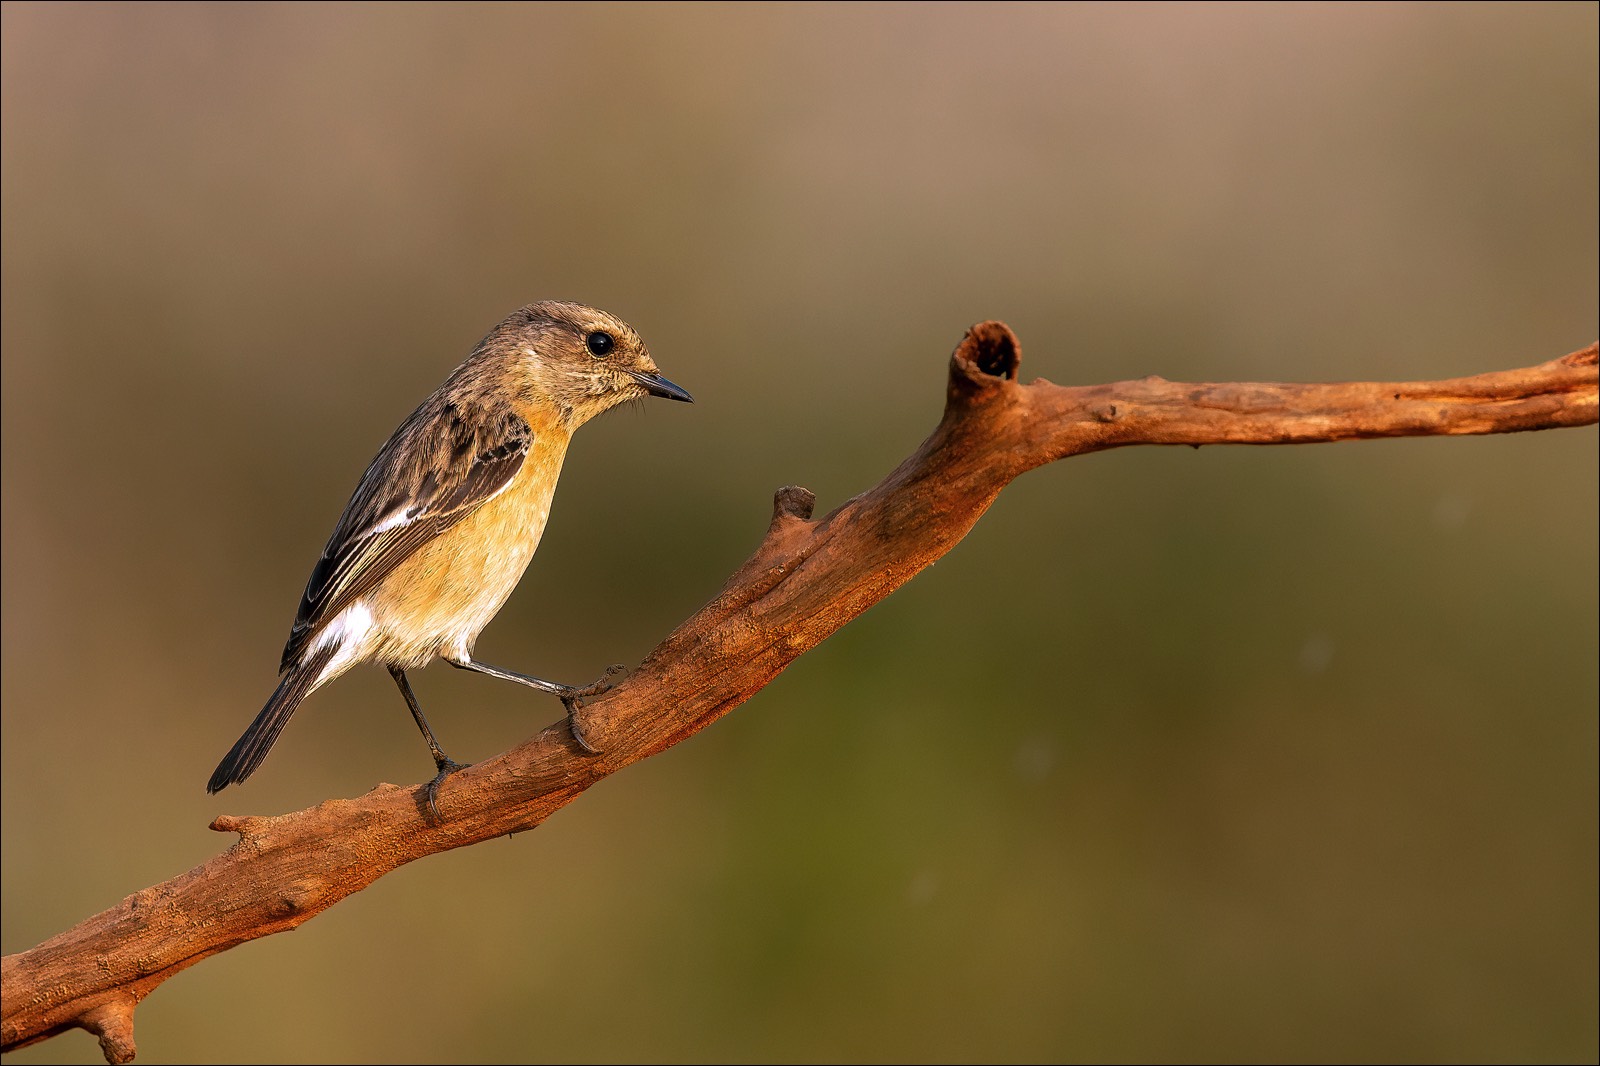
[3,4,1595,1063]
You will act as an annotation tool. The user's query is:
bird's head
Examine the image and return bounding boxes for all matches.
[482,301,693,428]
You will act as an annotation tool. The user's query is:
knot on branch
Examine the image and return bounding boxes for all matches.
[948,321,1021,409]
[82,997,137,1065]
[771,485,816,522]
[209,814,267,840]
[759,485,817,552]
[954,320,1020,380]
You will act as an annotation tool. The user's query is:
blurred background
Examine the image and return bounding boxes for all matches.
[3,3,1595,1063]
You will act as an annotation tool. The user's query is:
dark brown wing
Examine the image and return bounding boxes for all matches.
[279,401,531,670]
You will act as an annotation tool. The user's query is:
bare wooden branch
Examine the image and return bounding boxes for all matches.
[4,326,1595,1063]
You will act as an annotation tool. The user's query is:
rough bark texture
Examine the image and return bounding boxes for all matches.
[3,325,1595,1063]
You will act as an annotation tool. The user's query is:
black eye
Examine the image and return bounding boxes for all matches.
[586,330,615,358]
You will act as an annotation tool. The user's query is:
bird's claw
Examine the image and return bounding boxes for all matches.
[569,663,626,699]
[560,665,622,756]
[424,757,469,822]
[565,702,600,755]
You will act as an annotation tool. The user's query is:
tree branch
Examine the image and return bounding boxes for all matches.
[4,325,1595,1063]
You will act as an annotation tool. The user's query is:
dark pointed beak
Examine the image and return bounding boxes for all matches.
[628,370,694,403]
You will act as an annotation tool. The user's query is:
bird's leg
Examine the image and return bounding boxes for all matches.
[443,656,625,754]
[389,665,465,821]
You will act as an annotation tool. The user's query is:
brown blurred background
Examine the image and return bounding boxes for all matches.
[3,4,1595,1063]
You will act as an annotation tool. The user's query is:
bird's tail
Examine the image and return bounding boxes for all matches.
[208,644,337,794]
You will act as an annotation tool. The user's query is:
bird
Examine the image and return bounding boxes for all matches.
[207,301,692,818]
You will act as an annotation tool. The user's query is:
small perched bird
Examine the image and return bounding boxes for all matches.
[207,301,692,816]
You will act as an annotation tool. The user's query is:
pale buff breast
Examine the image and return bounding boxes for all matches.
[366,435,569,667]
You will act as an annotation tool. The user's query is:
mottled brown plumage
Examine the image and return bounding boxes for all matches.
[209,302,692,814]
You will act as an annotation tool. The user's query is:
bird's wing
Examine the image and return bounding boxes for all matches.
[279,402,531,670]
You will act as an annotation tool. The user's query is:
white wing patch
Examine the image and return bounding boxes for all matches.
[368,506,421,535]
[312,600,377,686]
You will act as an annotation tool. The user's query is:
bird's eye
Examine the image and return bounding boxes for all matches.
[586,331,615,358]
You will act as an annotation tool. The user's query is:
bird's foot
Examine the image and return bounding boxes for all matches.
[568,663,627,699]
[424,757,470,822]
[560,664,626,755]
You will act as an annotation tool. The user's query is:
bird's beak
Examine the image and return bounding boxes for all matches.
[628,370,694,403]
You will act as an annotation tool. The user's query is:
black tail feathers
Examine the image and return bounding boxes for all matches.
[208,644,337,794]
